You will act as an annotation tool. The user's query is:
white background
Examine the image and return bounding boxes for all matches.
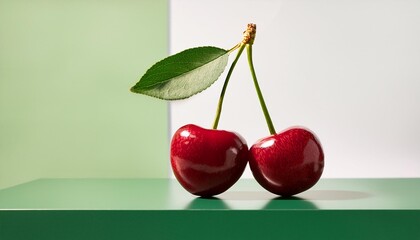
[169,0,420,178]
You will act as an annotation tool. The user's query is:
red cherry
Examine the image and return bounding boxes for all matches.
[249,127,324,197]
[171,124,249,197]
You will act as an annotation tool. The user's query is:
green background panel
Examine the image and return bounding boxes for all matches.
[0,0,169,189]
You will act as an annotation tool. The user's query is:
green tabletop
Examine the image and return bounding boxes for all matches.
[1,178,419,239]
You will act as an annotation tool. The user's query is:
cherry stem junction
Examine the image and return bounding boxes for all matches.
[212,23,276,135]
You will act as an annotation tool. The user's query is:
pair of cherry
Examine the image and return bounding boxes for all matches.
[170,24,324,198]
[132,23,324,197]
[171,124,324,198]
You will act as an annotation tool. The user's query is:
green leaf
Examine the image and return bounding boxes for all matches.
[131,46,229,100]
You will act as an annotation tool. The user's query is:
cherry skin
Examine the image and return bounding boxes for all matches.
[171,124,249,197]
[249,127,324,197]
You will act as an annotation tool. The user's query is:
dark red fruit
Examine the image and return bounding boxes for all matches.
[249,127,324,197]
[171,124,249,197]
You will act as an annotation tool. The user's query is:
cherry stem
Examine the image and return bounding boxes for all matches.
[212,44,246,129]
[246,44,276,135]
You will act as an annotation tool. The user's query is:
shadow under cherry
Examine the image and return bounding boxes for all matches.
[263,196,319,210]
[184,189,371,210]
[185,196,230,210]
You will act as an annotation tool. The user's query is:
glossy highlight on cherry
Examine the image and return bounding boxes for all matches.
[170,124,249,197]
[249,127,324,197]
